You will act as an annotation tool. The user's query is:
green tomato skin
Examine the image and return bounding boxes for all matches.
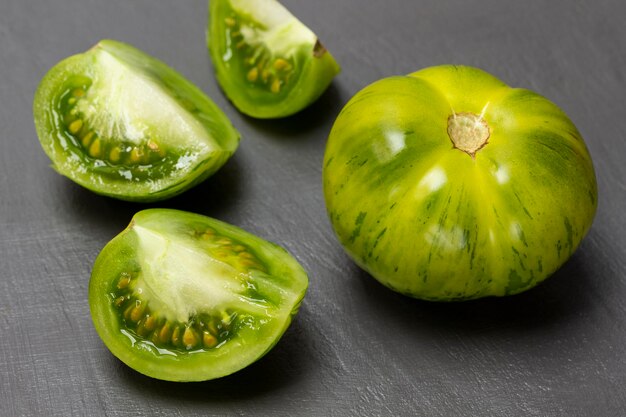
[89,209,308,382]
[208,0,340,119]
[33,40,240,202]
[323,65,597,301]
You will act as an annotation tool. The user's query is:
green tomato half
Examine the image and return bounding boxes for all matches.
[207,0,340,118]
[323,65,597,301]
[89,209,308,381]
[33,40,239,202]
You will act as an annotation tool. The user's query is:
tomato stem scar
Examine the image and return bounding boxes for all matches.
[447,111,490,158]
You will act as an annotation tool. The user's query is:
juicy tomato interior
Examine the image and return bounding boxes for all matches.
[34,40,239,201]
[89,209,308,381]
[208,0,340,118]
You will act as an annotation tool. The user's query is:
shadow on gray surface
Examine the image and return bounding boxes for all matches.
[351,244,598,338]
[163,155,245,218]
[56,155,245,231]
[110,317,314,402]
[242,82,345,140]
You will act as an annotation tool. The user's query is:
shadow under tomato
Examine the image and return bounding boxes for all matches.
[161,155,244,219]
[241,82,346,141]
[112,313,315,403]
[58,155,244,231]
[351,241,598,338]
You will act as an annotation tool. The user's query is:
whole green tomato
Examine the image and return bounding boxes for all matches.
[323,65,597,301]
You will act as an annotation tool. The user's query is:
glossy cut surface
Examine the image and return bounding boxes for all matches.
[208,0,340,118]
[89,209,308,381]
[323,65,597,301]
[33,40,239,202]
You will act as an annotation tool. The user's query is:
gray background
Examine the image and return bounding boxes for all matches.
[1,0,625,416]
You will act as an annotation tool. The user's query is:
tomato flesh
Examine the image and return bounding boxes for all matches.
[323,65,597,301]
[89,209,308,381]
[33,40,239,202]
[208,0,340,118]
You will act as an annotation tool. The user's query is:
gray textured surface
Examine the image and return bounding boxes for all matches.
[1,0,626,415]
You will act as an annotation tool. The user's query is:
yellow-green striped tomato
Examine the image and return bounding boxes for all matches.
[323,65,597,301]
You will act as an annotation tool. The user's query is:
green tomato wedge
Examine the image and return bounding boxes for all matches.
[323,65,597,301]
[89,209,308,381]
[208,0,340,118]
[33,39,239,202]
